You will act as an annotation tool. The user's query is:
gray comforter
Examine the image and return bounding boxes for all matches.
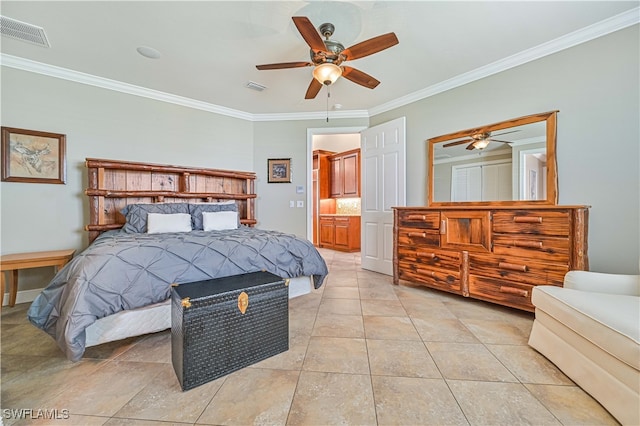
[28,227,328,361]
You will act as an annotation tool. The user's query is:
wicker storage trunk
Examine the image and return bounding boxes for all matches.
[171,271,289,391]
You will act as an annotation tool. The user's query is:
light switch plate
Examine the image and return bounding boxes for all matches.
[296,200,304,208]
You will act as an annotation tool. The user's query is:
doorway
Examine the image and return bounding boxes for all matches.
[306,118,407,275]
[306,127,365,244]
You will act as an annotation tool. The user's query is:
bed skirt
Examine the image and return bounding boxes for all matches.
[85,275,312,347]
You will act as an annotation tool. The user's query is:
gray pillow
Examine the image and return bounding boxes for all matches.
[189,202,238,230]
[121,203,191,233]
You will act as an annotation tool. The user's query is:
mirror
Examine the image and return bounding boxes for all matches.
[428,111,558,206]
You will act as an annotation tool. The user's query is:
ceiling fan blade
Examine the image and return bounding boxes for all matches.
[490,139,513,144]
[256,61,313,70]
[341,66,380,89]
[466,142,477,150]
[305,78,323,99]
[342,32,399,60]
[442,139,472,148]
[491,130,520,137]
[292,16,327,53]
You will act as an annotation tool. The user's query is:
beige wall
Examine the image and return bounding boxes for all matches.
[313,133,361,152]
[371,25,639,274]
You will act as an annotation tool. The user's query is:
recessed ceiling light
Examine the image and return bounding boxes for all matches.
[136,46,161,59]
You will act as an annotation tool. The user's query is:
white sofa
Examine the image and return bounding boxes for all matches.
[528,270,640,425]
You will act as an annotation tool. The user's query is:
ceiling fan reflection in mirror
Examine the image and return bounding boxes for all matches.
[442,130,520,151]
[256,16,399,99]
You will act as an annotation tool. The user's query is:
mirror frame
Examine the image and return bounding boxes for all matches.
[427,110,558,207]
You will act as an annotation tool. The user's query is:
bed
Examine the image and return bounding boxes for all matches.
[27,158,328,361]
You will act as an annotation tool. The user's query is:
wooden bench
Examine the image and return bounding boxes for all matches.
[1,249,75,308]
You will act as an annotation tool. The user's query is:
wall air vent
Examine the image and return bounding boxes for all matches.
[245,81,267,92]
[0,16,50,48]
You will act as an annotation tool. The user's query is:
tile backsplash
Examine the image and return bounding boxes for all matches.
[336,198,361,215]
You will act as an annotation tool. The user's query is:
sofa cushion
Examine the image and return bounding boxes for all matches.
[532,285,639,370]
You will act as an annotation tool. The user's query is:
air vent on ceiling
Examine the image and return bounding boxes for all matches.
[0,16,50,48]
[245,81,267,92]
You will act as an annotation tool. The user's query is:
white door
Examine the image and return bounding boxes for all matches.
[360,117,406,274]
[451,160,512,201]
[482,162,512,200]
[452,165,482,201]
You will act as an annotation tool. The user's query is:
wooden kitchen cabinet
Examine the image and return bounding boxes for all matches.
[393,206,589,311]
[319,215,361,252]
[319,216,335,247]
[314,150,333,200]
[313,150,335,245]
[329,148,360,198]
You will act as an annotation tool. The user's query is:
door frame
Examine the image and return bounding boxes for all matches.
[306,126,367,241]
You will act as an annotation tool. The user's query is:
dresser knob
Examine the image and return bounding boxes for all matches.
[499,262,528,272]
[408,232,427,238]
[417,252,437,259]
[513,216,543,223]
[514,240,543,249]
[499,286,529,297]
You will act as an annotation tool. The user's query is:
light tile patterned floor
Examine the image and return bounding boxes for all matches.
[1,248,620,425]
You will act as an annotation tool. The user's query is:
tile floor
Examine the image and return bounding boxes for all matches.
[1,249,619,425]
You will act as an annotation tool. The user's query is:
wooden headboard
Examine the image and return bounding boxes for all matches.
[85,158,257,243]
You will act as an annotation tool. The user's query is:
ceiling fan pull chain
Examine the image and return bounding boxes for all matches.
[326,86,331,122]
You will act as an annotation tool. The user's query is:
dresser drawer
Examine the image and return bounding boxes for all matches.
[398,260,461,294]
[468,275,536,311]
[398,211,440,229]
[469,253,567,286]
[492,234,570,264]
[397,247,460,272]
[397,227,440,247]
[492,210,570,236]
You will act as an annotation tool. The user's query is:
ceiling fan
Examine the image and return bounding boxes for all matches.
[442,130,519,151]
[256,16,399,99]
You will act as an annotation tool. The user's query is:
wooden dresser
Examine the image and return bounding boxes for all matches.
[393,206,589,311]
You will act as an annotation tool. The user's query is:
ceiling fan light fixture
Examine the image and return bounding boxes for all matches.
[473,139,490,150]
[313,62,342,86]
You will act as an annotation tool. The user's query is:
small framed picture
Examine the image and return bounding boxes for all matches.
[1,127,67,184]
[267,158,291,183]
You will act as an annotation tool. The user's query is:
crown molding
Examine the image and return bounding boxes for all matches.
[0,54,255,121]
[2,7,637,122]
[369,7,639,117]
[0,53,369,122]
[252,109,369,122]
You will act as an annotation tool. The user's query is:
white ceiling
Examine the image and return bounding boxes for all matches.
[1,1,638,119]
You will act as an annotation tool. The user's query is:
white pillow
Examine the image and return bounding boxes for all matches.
[203,211,239,231]
[146,213,192,234]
